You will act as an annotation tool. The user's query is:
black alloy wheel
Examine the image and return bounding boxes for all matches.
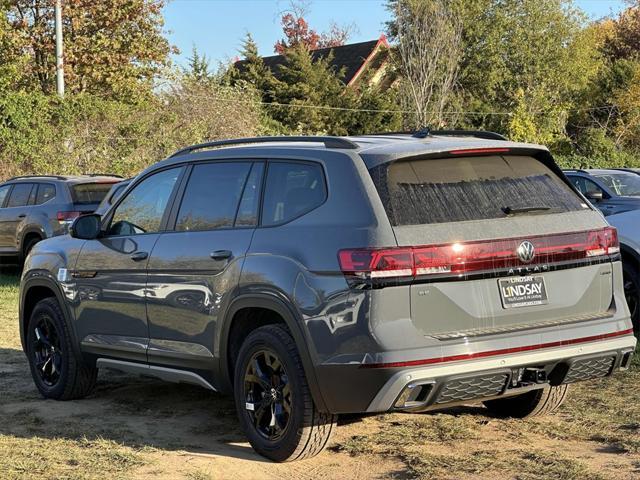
[243,349,292,441]
[31,314,63,387]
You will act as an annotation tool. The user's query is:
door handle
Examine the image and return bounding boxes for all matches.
[210,250,232,260]
[17,214,26,218]
[130,251,149,262]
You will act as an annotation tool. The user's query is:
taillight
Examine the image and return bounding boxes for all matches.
[57,211,81,225]
[338,227,620,287]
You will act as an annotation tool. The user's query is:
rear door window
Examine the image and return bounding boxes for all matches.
[7,183,34,208]
[71,183,115,204]
[35,183,56,204]
[235,163,265,227]
[262,162,326,226]
[175,162,252,231]
[369,155,586,226]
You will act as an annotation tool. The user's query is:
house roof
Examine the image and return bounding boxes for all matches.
[235,35,389,86]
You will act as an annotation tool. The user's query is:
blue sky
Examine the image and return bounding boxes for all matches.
[163,0,628,67]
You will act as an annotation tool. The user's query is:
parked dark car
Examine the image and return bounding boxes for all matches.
[0,174,121,263]
[20,134,636,461]
[564,169,640,216]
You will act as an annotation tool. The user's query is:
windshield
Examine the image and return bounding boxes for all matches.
[593,172,640,197]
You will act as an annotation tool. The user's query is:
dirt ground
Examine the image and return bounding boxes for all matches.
[1,267,639,480]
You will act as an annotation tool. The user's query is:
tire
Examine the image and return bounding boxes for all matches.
[26,298,97,400]
[483,385,569,418]
[622,260,640,337]
[21,236,41,264]
[233,324,336,462]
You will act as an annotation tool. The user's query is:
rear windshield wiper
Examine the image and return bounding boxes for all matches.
[501,206,551,215]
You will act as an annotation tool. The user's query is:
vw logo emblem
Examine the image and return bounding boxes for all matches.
[517,241,535,263]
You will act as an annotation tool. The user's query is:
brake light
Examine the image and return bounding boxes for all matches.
[449,148,510,155]
[57,211,81,224]
[338,227,620,286]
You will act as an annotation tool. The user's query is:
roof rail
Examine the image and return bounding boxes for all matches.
[428,130,508,141]
[170,136,359,158]
[5,174,68,182]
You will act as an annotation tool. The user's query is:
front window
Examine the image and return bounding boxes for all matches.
[108,168,182,236]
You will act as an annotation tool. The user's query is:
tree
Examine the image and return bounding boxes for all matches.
[274,0,354,53]
[451,0,601,145]
[183,46,214,84]
[387,0,462,129]
[604,0,640,60]
[6,0,175,100]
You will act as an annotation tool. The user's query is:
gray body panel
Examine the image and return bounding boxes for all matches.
[19,135,636,415]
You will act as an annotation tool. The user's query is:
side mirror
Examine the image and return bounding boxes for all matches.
[585,191,604,202]
[69,214,102,240]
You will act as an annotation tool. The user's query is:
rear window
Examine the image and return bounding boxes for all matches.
[71,183,115,204]
[369,155,586,226]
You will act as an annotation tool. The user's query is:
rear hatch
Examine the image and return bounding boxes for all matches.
[360,150,618,338]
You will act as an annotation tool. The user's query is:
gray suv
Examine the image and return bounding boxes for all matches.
[0,175,120,264]
[19,134,637,462]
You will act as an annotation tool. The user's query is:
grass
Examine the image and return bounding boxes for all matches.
[0,270,148,479]
[1,267,639,479]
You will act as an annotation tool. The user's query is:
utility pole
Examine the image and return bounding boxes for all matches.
[55,0,64,97]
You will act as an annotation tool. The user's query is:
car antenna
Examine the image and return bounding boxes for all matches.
[412,126,431,139]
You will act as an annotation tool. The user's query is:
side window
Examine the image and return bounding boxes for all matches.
[35,183,56,205]
[236,163,265,227]
[583,179,604,196]
[567,176,584,193]
[108,168,182,236]
[262,162,327,226]
[175,162,252,232]
[0,185,10,208]
[108,184,128,205]
[7,183,34,208]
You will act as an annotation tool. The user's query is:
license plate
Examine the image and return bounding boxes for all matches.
[498,275,548,309]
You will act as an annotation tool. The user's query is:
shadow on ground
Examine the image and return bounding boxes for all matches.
[0,344,271,463]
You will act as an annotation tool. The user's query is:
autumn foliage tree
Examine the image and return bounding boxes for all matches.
[6,0,175,100]
[274,1,354,53]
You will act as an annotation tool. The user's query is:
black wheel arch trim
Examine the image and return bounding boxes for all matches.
[19,227,46,254]
[219,293,329,412]
[620,243,640,267]
[20,275,81,358]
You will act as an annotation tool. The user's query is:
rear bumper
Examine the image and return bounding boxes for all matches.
[314,331,636,414]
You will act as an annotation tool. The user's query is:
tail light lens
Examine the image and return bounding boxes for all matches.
[57,211,81,225]
[339,227,619,287]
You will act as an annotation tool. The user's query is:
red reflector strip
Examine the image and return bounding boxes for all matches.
[360,328,634,369]
[338,227,620,282]
[449,148,511,155]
